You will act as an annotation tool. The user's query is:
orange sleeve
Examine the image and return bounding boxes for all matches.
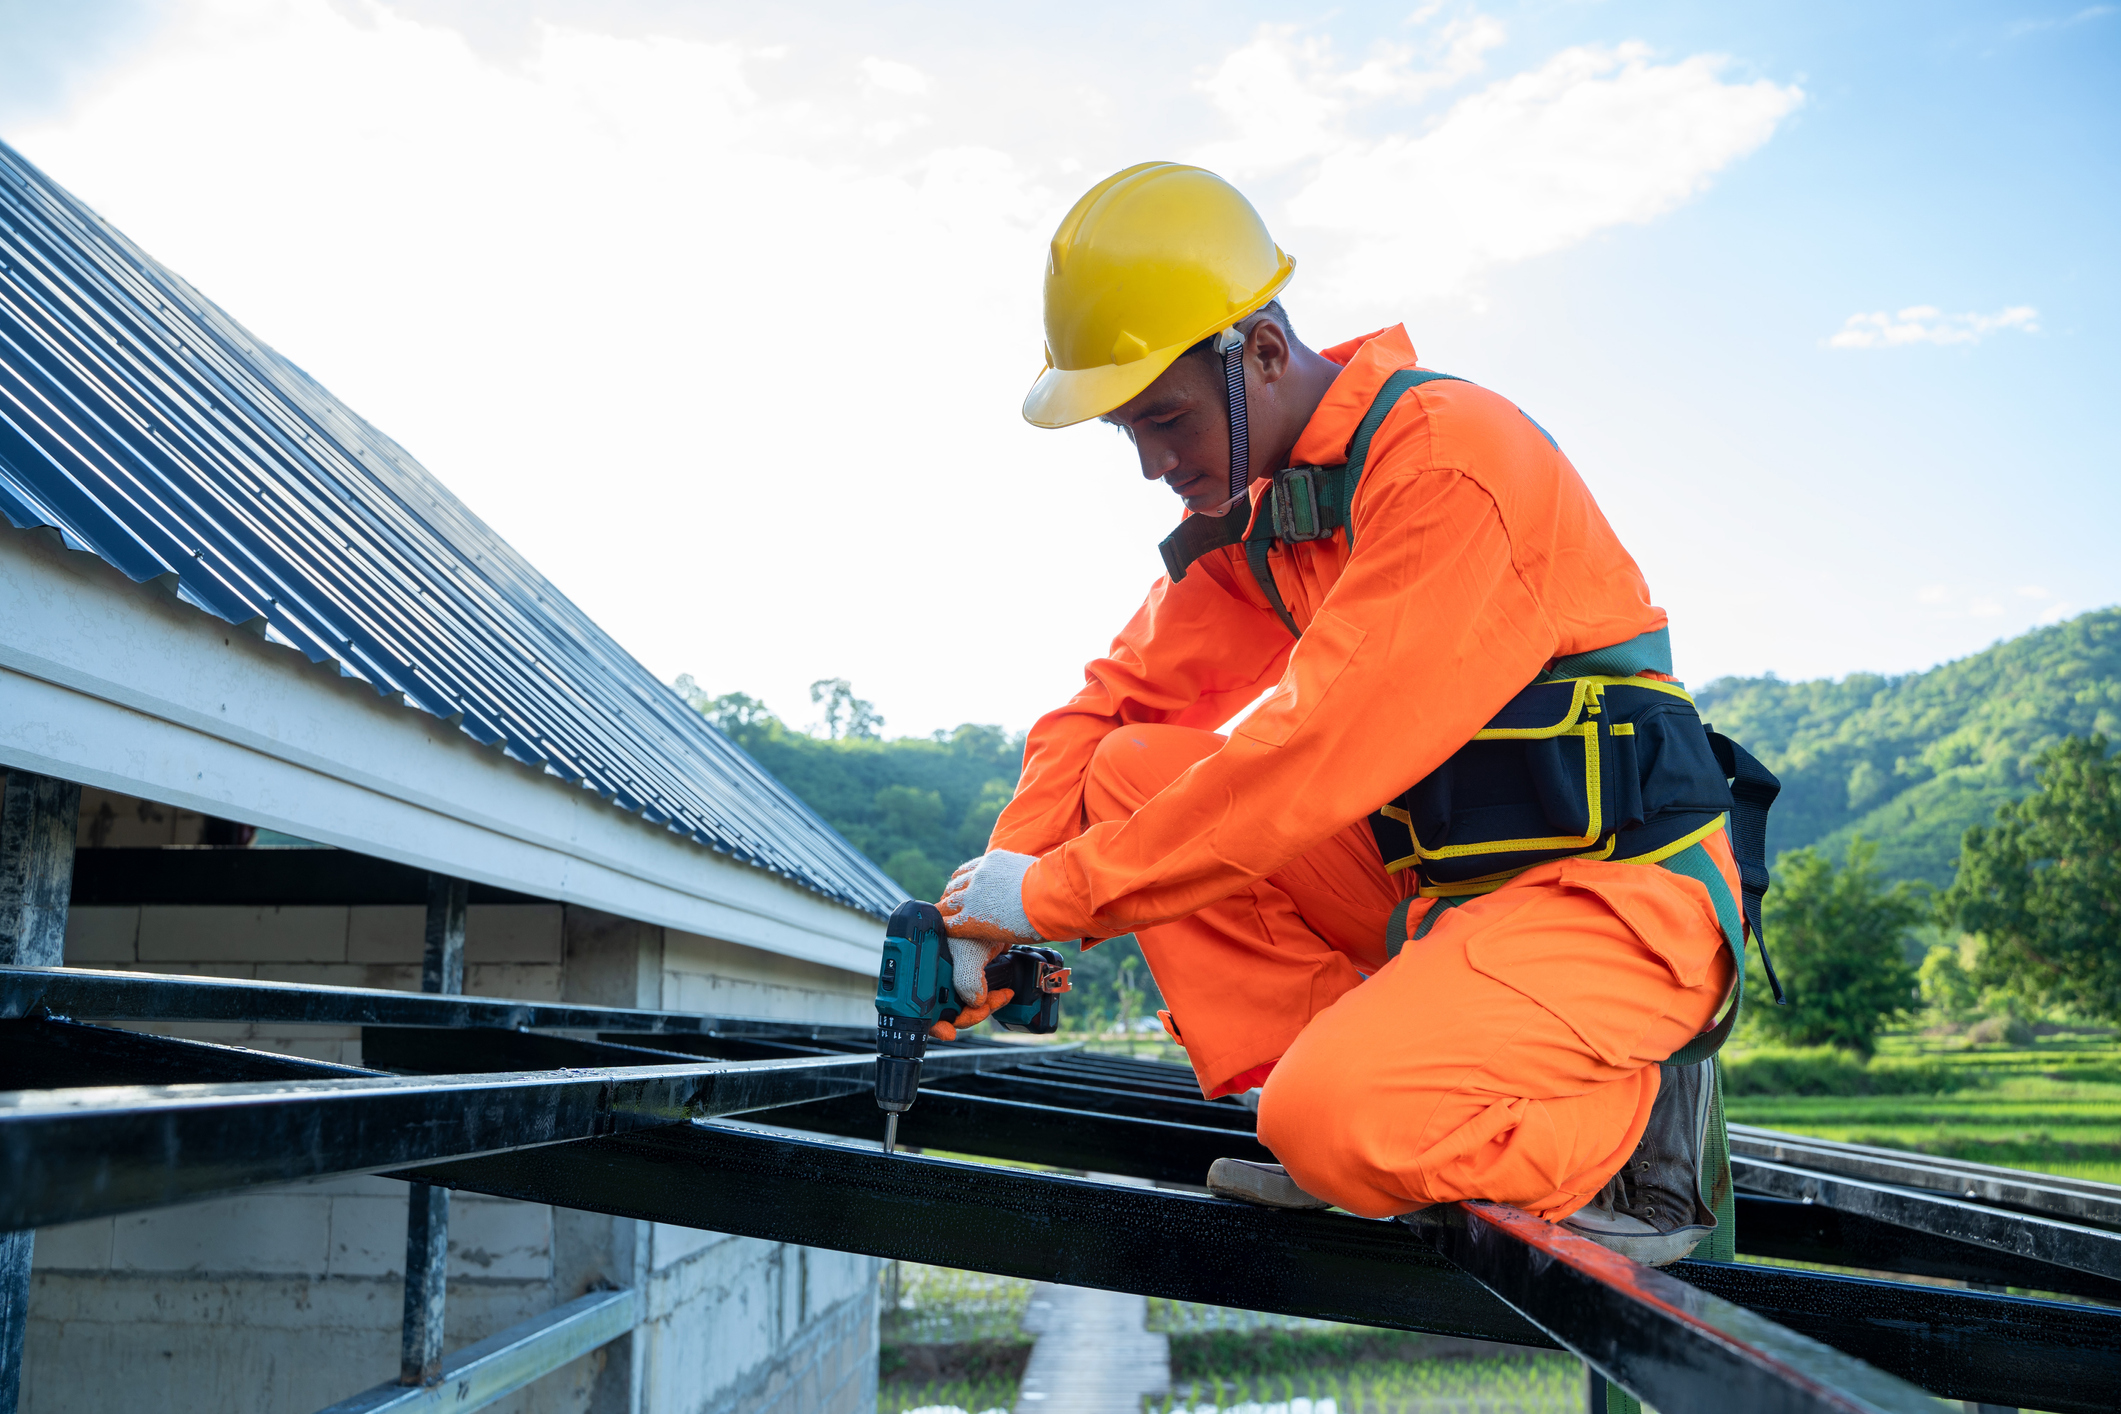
[1018,452,1564,941]
[988,546,1294,858]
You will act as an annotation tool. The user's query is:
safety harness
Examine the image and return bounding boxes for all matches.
[1158,370,1785,1065]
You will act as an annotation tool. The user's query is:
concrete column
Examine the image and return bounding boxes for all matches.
[0,771,81,1414]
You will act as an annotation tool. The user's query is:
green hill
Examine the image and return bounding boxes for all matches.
[1693,607,2121,884]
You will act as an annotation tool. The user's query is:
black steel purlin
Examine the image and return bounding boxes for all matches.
[1408,1199,1939,1414]
[0,1056,872,1231]
[408,1120,2121,1414]
[1735,1153,2121,1283]
[3,960,2119,1414]
[0,964,876,1040]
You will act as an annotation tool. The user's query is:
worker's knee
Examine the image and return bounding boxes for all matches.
[1254,1028,1403,1205]
[1084,724,1223,822]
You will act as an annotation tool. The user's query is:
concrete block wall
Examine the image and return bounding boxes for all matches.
[23,792,882,1414]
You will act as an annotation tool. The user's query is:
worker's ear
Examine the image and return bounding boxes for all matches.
[1248,317,1292,387]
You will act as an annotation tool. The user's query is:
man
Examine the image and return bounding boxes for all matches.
[936,162,1775,1264]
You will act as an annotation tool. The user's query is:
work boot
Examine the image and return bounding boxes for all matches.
[1206,1158,1331,1210]
[1560,1059,1718,1266]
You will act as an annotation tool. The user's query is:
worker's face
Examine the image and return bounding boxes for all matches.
[1101,353,1234,514]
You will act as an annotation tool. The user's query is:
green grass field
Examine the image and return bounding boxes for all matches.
[1146,1355,1586,1413]
[1723,1025,2121,1184]
[1145,1301,1587,1414]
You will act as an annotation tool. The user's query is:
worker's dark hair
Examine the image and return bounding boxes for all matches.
[1185,299,1295,361]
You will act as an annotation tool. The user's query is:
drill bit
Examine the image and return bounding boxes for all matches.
[883,1112,899,1156]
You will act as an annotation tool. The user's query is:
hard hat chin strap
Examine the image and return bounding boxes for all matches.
[1216,327,1250,505]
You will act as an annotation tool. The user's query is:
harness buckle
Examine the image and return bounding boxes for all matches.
[1270,466,1331,542]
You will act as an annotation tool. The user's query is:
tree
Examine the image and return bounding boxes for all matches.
[809,678,884,741]
[1749,840,1924,1056]
[1917,939,1983,1025]
[675,675,781,736]
[1942,734,2121,1022]
[674,672,1024,902]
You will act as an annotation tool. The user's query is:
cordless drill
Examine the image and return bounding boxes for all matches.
[874,899,1069,1154]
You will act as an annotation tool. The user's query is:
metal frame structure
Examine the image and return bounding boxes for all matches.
[5,778,2120,1413]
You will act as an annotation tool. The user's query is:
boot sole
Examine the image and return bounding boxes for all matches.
[1560,1220,1710,1267]
[1206,1158,1331,1210]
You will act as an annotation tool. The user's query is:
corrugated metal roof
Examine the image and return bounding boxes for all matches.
[0,140,904,919]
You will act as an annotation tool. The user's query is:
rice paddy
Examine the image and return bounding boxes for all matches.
[1145,1355,1587,1413]
[1724,1025,2121,1183]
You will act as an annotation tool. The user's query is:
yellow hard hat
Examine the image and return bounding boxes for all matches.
[1022,162,1295,430]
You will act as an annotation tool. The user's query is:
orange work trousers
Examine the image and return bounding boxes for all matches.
[1085,723,1737,1221]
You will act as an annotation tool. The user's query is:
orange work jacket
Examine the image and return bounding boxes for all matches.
[993,325,1667,943]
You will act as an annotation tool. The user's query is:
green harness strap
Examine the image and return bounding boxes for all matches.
[1659,839,1746,1068]
[1539,625,1673,682]
[1243,370,1466,638]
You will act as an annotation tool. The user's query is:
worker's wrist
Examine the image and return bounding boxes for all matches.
[1018,853,1091,944]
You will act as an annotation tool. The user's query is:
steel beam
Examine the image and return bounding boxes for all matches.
[317,1287,636,1414]
[0,1056,871,1230]
[0,1034,1065,1231]
[0,768,77,1414]
[0,1016,373,1087]
[1034,1056,1210,1097]
[1731,1124,2121,1232]
[409,1120,1552,1347]
[0,772,78,968]
[772,1089,1274,1183]
[397,876,468,1387]
[1736,1154,2121,1283]
[593,1031,872,1062]
[0,1232,26,1414]
[399,1182,450,1387]
[419,874,468,999]
[367,1028,714,1073]
[1736,1193,2121,1305]
[1409,1200,1938,1414]
[406,1120,2121,1413]
[0,964,879,1040]
[930,1069,1258,1130]
[67,848,540,908]
[1668,1257,2116,1412]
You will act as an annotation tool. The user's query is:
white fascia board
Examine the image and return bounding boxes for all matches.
[0,530,882,975]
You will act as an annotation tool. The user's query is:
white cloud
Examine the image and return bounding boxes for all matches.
[860,55,929,95]
[1827,305,2038,349]
[9,1,1815,733]
[1917,585,1951,604]
[15,0,1096,736]
[2037,600,2078,624]
[2017,584,2051,598]
[1193,18,1506,178]
[2008,5,2114,37]
[1195,29,1803,304]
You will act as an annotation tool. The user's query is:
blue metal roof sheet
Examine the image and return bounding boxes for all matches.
[0,140,904,919]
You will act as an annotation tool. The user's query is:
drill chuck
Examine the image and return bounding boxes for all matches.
[875,1012,927,1114]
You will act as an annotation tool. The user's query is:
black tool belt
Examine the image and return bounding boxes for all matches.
[1368,673,1737,894]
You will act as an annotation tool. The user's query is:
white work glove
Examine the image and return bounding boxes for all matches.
[932,850,1047,1040]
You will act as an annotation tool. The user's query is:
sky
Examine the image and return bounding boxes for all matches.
[3,0,2116,738]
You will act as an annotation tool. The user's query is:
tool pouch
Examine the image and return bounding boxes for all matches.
[1369,677,1735,891]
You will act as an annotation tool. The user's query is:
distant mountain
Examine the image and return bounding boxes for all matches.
[1693,608,2121,885]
